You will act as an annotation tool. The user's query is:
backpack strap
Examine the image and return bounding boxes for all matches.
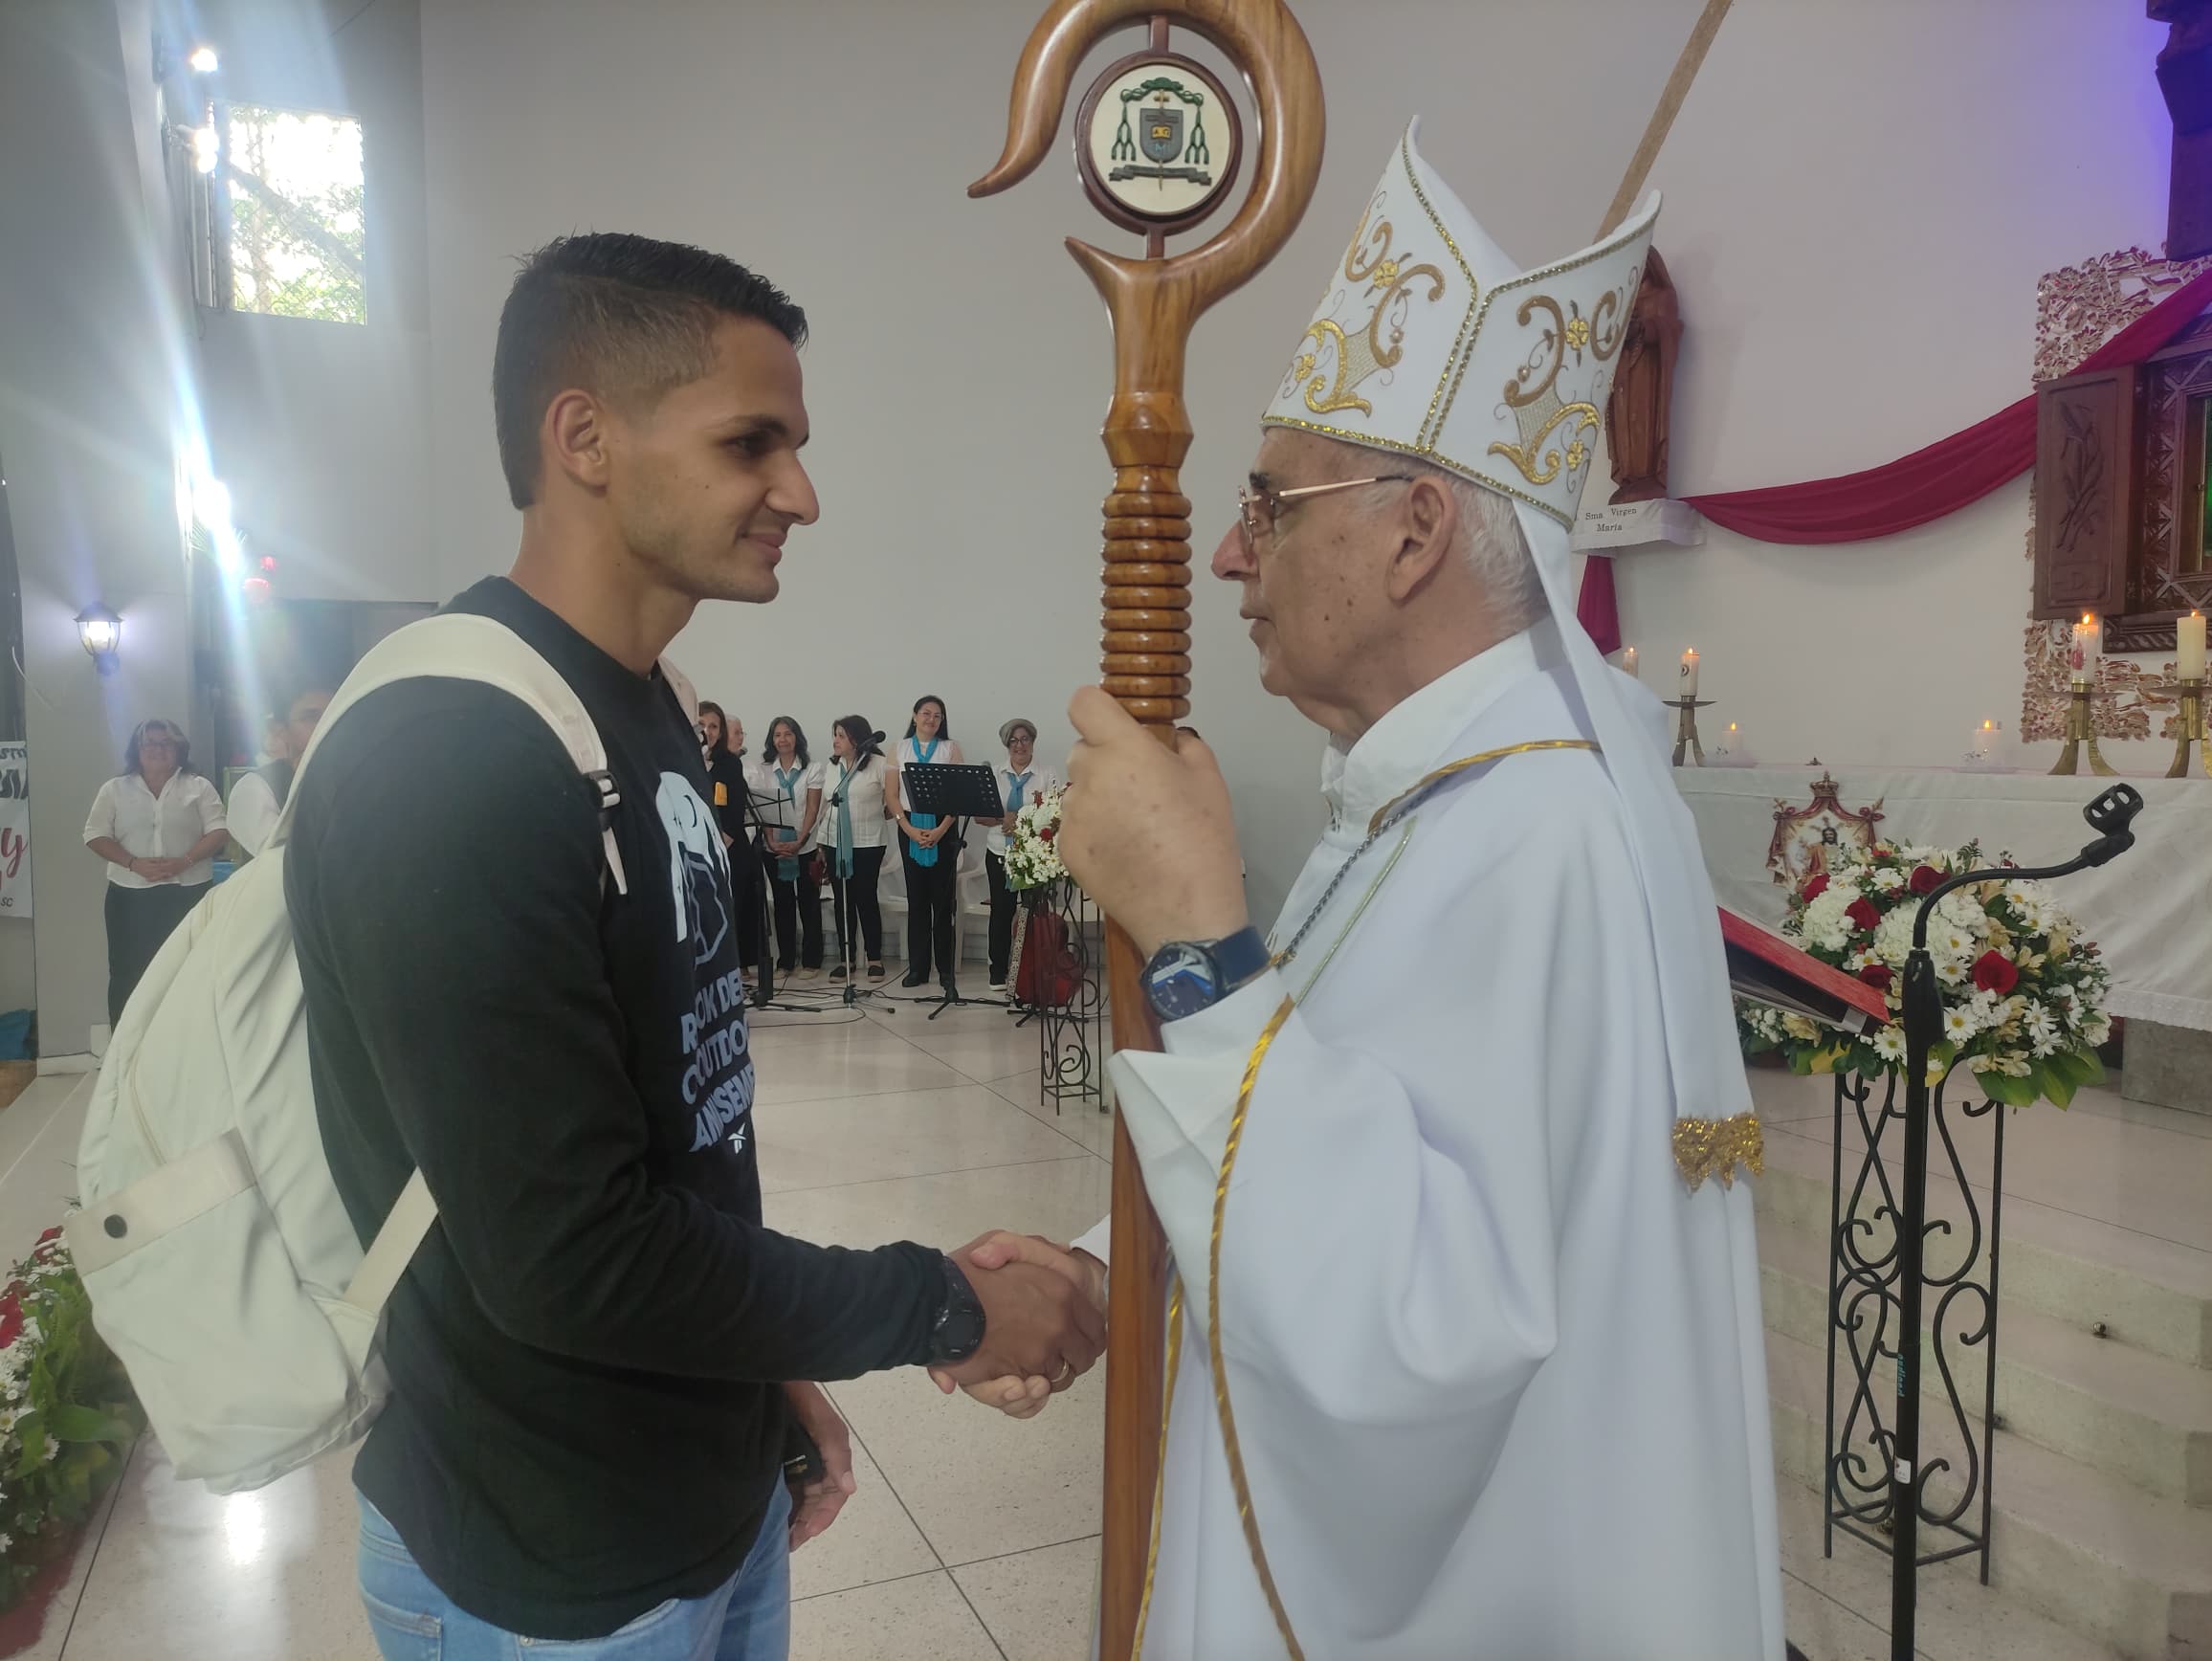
[273,611,639,1310]
[342,1168,435,1317]
[267,612,629,897]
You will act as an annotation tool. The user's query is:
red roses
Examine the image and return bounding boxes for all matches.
[1858,963,1893,990]
[1846,898,1881,933]
[1801,873,1829,901]
[1909,865,1943,896]
[1972,950,2020,995]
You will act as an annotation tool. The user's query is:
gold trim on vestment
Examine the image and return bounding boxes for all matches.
[1672,1112,1765,1191]
[1131,1278,1184,1661]
[1208,995,1304,1659]
[1366,739,1600,836]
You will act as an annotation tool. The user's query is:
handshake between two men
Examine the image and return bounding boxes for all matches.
[936,1231,1109,1419]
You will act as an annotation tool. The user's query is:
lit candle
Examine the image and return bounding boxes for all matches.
[2070,613,2101,686]
[2179,610,2207,681]
[1970,719,1997,760]
[1679,648,1700,700]
[1621,646,1639,679]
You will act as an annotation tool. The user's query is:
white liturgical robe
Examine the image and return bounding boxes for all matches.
[1093,620,1784,1660]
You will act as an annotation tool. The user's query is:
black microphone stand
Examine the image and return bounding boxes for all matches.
[1887,783,2142,1661]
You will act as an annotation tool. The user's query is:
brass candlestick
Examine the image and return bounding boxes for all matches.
[2048,682,2117,777]
[1669,697,1714,767]
[2157,677,2209,778]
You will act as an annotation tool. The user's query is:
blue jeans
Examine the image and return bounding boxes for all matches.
[356,1480,791,1661]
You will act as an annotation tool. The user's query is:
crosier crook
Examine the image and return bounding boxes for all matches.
[969,4,1324,1655]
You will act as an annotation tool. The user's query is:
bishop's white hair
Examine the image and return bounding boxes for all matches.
[1339,449,1547,634]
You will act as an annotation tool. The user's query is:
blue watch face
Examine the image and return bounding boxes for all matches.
[1146,941,1220,1021]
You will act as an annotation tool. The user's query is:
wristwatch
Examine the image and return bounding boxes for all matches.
[926,1254,985,1366]
[1142,925,1270,1023]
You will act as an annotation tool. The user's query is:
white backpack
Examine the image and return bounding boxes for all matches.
[63,612,690,1495]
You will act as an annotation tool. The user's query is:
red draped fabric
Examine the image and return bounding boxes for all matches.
[1573,260,2212,654]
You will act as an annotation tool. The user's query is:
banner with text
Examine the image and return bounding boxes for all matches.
[0,743,31,918]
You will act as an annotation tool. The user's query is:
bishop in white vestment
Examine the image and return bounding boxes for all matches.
[962,122,1784,1660]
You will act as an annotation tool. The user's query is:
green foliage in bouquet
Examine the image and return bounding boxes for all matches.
[0,1227,144,1610]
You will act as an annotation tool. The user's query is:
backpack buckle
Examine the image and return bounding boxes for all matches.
[588,769,621,823]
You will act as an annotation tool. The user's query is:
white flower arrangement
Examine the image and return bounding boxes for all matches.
[1737,839,2114,1108]
[1002,786,1070,893]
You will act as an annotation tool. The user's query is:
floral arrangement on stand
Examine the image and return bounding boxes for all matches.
[1737,840,2113,1108]
[1002,785,1069,892]
[0,1227,142,1613]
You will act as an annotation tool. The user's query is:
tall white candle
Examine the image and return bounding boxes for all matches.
[1679,648,1699,699]
[2179,610,2207,681]
[2069,613,2101,686]
[1621,646,1639,679]
[1970,720,1997,760]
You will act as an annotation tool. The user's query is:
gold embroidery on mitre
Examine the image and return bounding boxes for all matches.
[1281,193,1447,419]
[1673,1113,1766,1192]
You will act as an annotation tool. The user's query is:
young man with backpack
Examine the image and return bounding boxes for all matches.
[278,234,1105,1658]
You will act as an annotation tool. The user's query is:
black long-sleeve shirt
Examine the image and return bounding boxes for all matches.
[287,578,943,1638]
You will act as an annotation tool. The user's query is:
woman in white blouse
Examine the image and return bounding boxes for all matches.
[757,716,825,975]
[891,694,965,992]
[980,717,1063,992]
[82,718,229,1022]
[821,716,895,982]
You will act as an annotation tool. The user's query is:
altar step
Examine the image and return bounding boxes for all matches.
[1754,1110,2212,1370]
[1766,1327,2212,1661]
[1757,1214,2212,1506]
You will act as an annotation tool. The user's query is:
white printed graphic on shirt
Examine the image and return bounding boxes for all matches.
[657,772,731,966]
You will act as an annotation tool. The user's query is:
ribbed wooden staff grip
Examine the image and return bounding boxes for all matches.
[971,7,1322,1654]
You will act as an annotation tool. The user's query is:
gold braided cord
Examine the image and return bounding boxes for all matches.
[1365,739,1599,836]
[1206,996,1304,1660]
[1129,1278,1185,1658]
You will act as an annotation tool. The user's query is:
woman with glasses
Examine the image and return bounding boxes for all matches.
[81,718,230,1022]
[979,718,1062,993]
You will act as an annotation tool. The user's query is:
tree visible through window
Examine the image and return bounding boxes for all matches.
[223,103,365,324]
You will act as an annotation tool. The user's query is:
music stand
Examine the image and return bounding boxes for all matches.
[901,762,1006,1020]
[739,780,824,1017]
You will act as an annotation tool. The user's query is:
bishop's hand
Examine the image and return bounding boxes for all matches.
[1058,686,1248,959]
[932,1232,1109,1420]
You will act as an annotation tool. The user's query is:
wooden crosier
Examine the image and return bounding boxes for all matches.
[970,5,1322,1655]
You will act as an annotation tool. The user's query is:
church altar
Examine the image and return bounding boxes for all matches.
[1672,764,2212,1031]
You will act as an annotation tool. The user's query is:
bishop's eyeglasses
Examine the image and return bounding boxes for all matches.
[1237,474,1414,552]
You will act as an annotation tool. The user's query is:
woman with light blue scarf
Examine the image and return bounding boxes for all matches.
[891,695,966,992]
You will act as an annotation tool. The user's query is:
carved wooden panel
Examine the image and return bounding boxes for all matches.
[2032,365,2139,620]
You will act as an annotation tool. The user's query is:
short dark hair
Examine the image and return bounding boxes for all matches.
[492,233,809,509]
[833,716,883,765]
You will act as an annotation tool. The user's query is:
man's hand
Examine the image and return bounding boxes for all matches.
[932,1233,1108,1419]
[1059,687,1248,959]
[941,1238,1106,1390]
[783,1382,856,1551]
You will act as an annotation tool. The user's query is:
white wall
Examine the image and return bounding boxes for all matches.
[0,0,197,1053]
[1605,0,2172,771]
[418,0,2178,917]
[419,0,1712,921]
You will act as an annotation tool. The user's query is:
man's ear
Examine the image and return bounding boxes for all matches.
[1385,473,1458,603]
[543,388,613,495]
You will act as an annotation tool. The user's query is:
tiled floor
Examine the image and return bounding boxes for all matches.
[0,999,2189,1658]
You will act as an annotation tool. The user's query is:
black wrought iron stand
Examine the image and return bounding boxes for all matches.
[1019,879,1105,1114]
[1827,784,2141,1661]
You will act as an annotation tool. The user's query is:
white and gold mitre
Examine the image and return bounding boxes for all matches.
[1261,118,1659,530]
